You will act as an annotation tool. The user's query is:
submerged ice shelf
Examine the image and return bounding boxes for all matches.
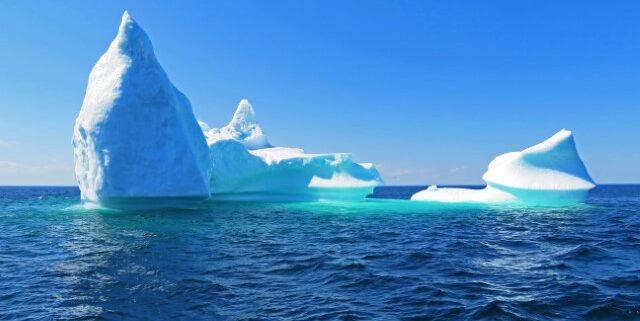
[72,12,211,207]
[200,100,383,201]
[411,130,596,205]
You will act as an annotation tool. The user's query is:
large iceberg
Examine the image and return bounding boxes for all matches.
[201,100,383,201]
[411,130,595,205]
[72,12,211,207]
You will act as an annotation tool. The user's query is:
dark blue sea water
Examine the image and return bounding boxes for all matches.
[1,185,639,320]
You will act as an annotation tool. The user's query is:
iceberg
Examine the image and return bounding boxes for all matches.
[201,100,383,201]
[411,130,595,205]
[72,12,211,207]
[205,100,271,150]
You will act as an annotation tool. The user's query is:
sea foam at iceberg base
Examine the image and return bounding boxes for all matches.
[200,100,383,201]
[72,12,211,208]
[411,129,596,205]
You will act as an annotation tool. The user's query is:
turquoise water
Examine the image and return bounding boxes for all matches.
[1,185,639,320]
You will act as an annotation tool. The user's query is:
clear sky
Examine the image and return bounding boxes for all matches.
[0,1,638,185]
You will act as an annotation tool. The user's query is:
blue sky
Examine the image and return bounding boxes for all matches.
[0,1,638,185]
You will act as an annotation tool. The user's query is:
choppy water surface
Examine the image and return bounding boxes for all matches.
[1,186,639,320]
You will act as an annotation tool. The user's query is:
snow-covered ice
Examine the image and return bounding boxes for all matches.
[72,11,211,207]
[73,12,594,207]
[205,99,271,150]
[201,100,383,201]
[411,130,595,205]
[411,185,517,203]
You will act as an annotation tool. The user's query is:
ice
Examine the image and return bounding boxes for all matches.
[201,100,382,201]
[78,13,598,207]
[72,11,211,207]
[204,99,271,150]
[411,185,517,203]
[411,130,595,205]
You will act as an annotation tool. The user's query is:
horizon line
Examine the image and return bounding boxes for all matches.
[1,183,638,188]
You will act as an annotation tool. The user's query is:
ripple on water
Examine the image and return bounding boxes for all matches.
[0,186,640,320]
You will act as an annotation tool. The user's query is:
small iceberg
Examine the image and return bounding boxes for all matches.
[201,100,383,201]
[411,130,595,205]
[72,12,211,208]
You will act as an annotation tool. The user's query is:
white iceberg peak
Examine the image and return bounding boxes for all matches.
[483,129,595,192]
[112,11,154,60]
[231,99,258,125]
[202,101,382,201]
[412,129,595,205]
[121,10,133,28]
[524,128,572,153]
[205,99,272,150]
[72,11,211,206]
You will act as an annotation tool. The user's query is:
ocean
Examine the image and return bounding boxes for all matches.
[1,185,639,320]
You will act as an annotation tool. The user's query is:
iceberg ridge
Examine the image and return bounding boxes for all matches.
[201,100,383,201]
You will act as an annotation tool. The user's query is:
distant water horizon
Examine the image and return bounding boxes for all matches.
[1,185,639,320]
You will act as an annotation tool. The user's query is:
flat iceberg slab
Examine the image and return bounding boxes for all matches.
[411,130,595,205]
[411,185,516,203]
[72,12,211,207]
[202,100,382,201]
